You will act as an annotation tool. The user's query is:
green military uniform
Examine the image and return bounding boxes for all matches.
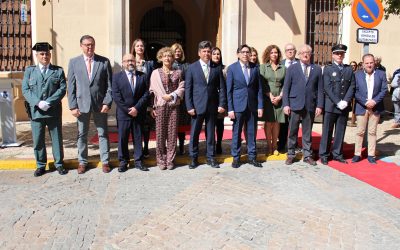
[22,64,67,169]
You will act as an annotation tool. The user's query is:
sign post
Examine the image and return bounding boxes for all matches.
[352,0,384,55]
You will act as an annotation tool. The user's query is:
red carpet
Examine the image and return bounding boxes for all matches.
[90,125,267,144]
[90,127,400,198]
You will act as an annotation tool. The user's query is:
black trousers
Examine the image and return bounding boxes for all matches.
[117,119,142,164]
[319,111,348,159]
[189,113,216,159]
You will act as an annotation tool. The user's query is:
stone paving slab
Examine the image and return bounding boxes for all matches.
[0,162,399,249]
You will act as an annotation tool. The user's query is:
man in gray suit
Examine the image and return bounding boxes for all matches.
[67,35,113,174]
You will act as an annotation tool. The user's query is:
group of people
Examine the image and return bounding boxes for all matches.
[22,35,390,177]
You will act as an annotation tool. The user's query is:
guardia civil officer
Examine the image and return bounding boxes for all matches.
[22,42,67,176]
[319,44,355,165]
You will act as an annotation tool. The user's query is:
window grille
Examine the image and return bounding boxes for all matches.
[306,0,343,66]
[0,0,32,71]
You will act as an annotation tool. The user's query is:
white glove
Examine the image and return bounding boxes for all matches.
[38,101,50,111]
[336,100,348,110]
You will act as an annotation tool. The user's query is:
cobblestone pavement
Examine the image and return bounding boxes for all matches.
[0,116,399,249]
[0,162,400,249]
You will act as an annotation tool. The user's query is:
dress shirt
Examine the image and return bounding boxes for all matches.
[365,71,375,100]
[125,70,136,94]
[38,63,49,74]
[83,55,94,79]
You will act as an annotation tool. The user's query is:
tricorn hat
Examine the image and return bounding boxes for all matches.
[32,42,53,52]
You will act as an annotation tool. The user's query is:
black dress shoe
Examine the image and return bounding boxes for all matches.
[320,157,328,165]
[189,158,198,169]
[333,157,348,164]
[207,159,220,168]
[303,157,317,166]
[248,159,263,168]
[118,163,128,172]
[351,156,362,163]
[56,166,68,175]
[135,162,149,171]
[34,167,45,177]
[367,156,377,164]
[232,160,241,168]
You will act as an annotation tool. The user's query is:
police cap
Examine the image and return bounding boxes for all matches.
[32,42,53,52]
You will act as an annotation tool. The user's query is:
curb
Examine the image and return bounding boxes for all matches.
[0,153,288,170]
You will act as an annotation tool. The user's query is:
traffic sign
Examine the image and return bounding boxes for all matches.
[357,28,379,44]
[352,0,384,28]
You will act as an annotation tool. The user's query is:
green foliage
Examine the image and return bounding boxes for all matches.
[338,0,400,19]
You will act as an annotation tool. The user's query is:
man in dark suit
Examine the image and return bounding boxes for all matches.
[185,41,226,169]
[319,44,355,165]
[278,43,300,153]
[227,44,264,168]
[22,42,67,176]
[352,54,387,164]
[283,44,324,166]
[112,53,149,172]
[67,35,113,174]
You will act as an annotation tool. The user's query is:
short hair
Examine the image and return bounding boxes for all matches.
[297,44,312,55]
[211,47,223,65]
[131,38,146,56]
[261,45,282,64]
[362,53,375,62]
[236,44,250,54]
[198,41,212,51]
[80,35,95,44]
[156,47,174,63]
[171,43,185,62]
[249,47,260,64]
[284,43,296,51]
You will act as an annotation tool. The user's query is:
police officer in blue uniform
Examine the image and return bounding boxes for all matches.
[319,44,355,165]
[22,42,68,176]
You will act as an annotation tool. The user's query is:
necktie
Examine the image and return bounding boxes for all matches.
[338,64,343,71]
[87,58,92,78]
[243,64,249,84]
[289,60,293,66]
[303,64,309,80]
[41,66,47,75]
[130,72,135,94]
[203,64,209,82]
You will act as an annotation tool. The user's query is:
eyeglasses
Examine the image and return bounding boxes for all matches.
[81,43,95,48]
[123,59,135,63]
[300,51,311,55]
[285,48,295,52]
[240,51,250,54]
[38,52,50,56]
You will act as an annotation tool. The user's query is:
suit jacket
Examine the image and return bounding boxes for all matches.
[226,61,264,113]
[282,62,324,112]
[323,64,355,114]
[354,69,387,115]
[184,60,226,115]
[112,70,149,121]
[22,64,66,120]
[67,54,113,113]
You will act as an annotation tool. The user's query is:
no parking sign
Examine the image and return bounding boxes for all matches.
[352,0,384,28]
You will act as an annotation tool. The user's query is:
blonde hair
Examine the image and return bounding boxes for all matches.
[171,43,185,62]
[156,47,174,63]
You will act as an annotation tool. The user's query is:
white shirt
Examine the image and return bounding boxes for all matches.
[38,62,49,74]
[365,71,375,100]
[285,59,297,68]
[125,70,136,94]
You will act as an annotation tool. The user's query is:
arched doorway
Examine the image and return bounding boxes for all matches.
[140,7,186,62]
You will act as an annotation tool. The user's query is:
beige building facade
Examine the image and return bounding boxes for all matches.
[2,0,400,121]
